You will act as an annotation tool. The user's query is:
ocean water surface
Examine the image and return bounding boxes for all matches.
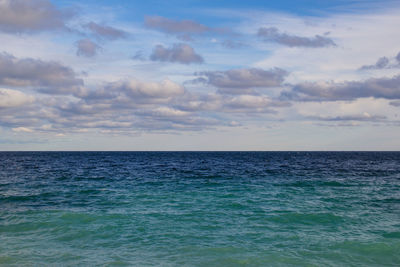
[0,152,400,266]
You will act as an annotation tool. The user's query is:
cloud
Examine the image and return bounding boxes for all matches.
[109,79,185,101]
[308,113,386,122]
[85,21,126,40]
[0,74,292,135]
[194,68,288,94]
[145,15,210,35]
[359,52,400,70]
[360,56,390,70]
[281,74,400,101]
[0,52,83,95]
[132,50,145,61]
[257,27,336,48]
[0,0,73,33]
[0,88,34,108]
[223,94,289,113]
[221,40,246,49]
[150,43,204,64]
[389,100,400,107]
[12,126,34,132]
[174,92,290,115]
[79,79,185,106]
[144,16,228,41]
[76,39,100,58]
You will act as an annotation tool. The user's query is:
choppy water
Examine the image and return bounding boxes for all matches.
[0,152,400,266]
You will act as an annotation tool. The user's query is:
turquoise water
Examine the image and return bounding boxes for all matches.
[1,152,400,266]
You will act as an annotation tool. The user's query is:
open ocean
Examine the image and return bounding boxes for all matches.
[0,152,399,266]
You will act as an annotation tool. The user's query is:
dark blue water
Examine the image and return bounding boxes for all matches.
[1,152,400,266]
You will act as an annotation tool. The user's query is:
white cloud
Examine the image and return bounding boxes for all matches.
[12,126,34,132]
[0,88,34,108]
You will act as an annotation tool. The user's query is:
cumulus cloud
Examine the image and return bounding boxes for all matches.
[0,0,73,33]
[85,22,126,40]
[0,88,34,108]
[150,43,204,64]
[78,79,185,107]
[0,75,292,135]
[359,52,400,70]
[281,74,400,101]
[194,68,288,94]
[12,126,34,132]
[109,79,185,102]
[257,27,336,48]
[0,52,83,95]
[76,39,100,57]
[360,57,389,70]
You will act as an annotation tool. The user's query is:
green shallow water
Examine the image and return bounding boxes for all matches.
[0,152,400,266]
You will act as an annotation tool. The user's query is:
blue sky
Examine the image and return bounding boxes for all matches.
[0,0,400,150]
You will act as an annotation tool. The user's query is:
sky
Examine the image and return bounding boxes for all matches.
[1,0,400,151]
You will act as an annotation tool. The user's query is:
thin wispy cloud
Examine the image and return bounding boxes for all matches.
[144,15,210,40]
[194,68,288,94]
[257,27,336,48]
[84,22,126,40]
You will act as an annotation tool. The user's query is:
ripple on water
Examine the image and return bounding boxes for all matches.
[0,152,399,266]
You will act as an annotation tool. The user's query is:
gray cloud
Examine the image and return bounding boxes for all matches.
[257,27,336,48]
[150,43,204,64]
[359,52,400,70]
[221,40,246,49]
[281,75,400,101]
[194,68,288,94]
[390,100,400,107]
[145,15,210,35]
[0,74,292,134]
[308,113,387,122]
[76,39,100,58]
[107,79,185,104]
[85,22,126,40]
[0,0,73,33]
[0,52,83,95]
[79,79,186,107]
[360,57,389,70]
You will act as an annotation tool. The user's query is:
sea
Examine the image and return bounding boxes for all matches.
[0,152,399,266]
